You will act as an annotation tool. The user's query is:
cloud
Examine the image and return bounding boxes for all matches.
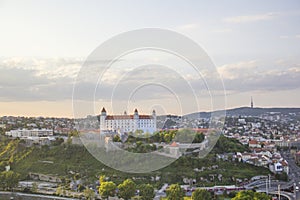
[0,57,215,104]
[0,67,75,101]
[218,60,258,80]
[218,60,300,92]
[1,57,300,104]
[275,58,300,68]
[223,12,278,23]
[0,57,80,101]
[1,57,83,79]
[0,67,47,87]
[296,35,300,39]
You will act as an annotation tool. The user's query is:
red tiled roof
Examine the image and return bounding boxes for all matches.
[170,141,179,147]
[254,148,262,152]
[194,128,209,132]
[106,115,133,120]
[249,140,258,144]
[105,115,152,120]
[281,160,288,166]
[139,115,152,119]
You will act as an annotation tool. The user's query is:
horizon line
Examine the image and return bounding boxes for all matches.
[1,105,300,119]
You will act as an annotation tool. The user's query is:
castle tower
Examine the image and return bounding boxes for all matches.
[152,109,156,118]
[152,109,157,130]
[100,107,107,131]
[134,108,139,119]
[101,107,107,115]
[133,108,139,131]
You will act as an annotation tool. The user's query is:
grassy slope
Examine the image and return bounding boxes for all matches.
[0,136,270,186]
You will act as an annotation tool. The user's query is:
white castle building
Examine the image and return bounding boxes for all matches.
[99,108,157,134]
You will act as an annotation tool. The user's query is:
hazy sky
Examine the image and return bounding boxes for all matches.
[0,0,300,117]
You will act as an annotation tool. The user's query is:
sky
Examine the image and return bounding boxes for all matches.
[0,0,300,117]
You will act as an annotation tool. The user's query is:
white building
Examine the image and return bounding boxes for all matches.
[5,128,53,138]
[99,108,157,134]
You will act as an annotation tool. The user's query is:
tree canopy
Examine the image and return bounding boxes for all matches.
[83,188,95,200]
[232,190,271,200]
[118,179,136,200]
[99,181,116,199]
[191,189,212,200]
[139,184,155,200]
[0,170,20,190]
[213,134,249,153]
[166,184,185,200]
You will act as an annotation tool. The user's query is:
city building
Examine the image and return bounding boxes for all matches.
[5,128,53,138]
[295,151,300,165]
[249,140,261,148]
[99,108,157,134]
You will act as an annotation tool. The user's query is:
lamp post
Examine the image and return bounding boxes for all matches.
[278,184,281,200]
[266,176,268,195]
[294,182,297,200]
[269,174,271,190]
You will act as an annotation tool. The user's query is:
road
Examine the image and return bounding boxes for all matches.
[243,150,300,200]
[281,151,300,200]
[0,191,77,200]
[154,183,168,200]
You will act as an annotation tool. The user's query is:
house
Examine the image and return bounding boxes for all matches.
[167,141,181,158]
[29,173,62,183]
[5,128,53,138]
[269,160,289,174]
[281,160,289,174]
[249,140,261,148]
[295,151,300,165]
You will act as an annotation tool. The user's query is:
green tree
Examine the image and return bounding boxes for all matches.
[113,134,121,142]
[31,182,38,193]
[254,192,272,200]
[99,181,116,199]
[193,133,205,143]
[99,175,106,184]
[53,137,64,146]
[139,184,155,200]
[118,179,136,200]
[232,190,271,200]
[66,136,72,146]
[166,184,185,200]
[191,189,212,200]
[174,129,195,143]
[275,172,288,181]
[0,171,20,190]
[164,133,172,143]
[56,186,66,197]
[69,130,79,137]
[214,134,249,153]
[74,173,80,180]
[83,188,95,200]
[77,184,85,192]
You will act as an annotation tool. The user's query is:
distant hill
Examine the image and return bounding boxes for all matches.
[184,107,300,119]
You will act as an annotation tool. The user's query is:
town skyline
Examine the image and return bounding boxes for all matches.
[1,103,300,118]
